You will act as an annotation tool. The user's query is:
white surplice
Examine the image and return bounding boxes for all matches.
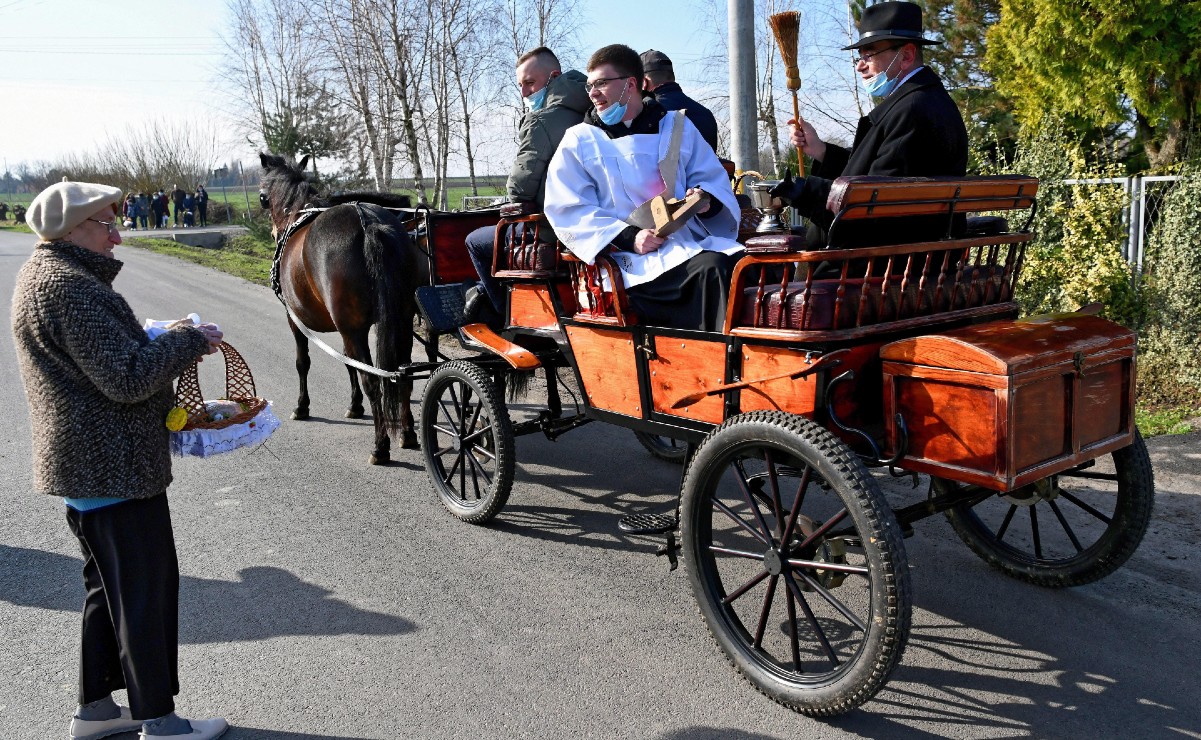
[544,111,742,288]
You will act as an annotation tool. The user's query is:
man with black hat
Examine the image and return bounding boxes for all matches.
[640,49,719,153]
[772,0,967,248]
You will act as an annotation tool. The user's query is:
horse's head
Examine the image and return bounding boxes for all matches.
[259,152,318,232]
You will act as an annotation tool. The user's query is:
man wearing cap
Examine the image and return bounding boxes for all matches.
[12,182,228,740]
[772,0,968,248]
[462,46,590,325]
[640,49,719,153]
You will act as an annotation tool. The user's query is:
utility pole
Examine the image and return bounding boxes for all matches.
[729,0,759,173]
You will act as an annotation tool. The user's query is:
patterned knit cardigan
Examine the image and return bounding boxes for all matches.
[11,241,211,499]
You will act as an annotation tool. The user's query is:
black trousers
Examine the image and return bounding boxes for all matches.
[627,250,740,332]
[65,495,180,720]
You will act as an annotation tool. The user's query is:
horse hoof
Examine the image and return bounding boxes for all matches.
[345,408,365,419]
[292,409,310,421]
[402,433,420,450]
[370,452,390,465]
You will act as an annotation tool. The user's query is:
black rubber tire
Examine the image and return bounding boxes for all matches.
[942,430,1155,587]
[419,360,515,524]
[633,431,689,464]
[679,411,911,716]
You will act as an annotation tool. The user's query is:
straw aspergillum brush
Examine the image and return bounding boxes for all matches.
[769,10,805,176]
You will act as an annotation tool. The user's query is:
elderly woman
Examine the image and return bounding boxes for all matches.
[11,182,228,740]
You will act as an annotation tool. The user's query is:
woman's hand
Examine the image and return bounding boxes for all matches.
[195,323,223,355]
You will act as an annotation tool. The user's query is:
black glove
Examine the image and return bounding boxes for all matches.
[768,169,800,206]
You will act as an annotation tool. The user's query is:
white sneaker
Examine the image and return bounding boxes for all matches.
[138,717,228,740]
[69,706,143,740]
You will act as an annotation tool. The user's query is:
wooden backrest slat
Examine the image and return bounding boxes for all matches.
[826,175,1038,222]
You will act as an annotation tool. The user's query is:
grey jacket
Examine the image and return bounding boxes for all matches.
[11,241,211,499]
[506,69,591,210]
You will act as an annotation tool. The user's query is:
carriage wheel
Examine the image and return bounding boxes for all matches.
[941,430,1154,587]
[633,431,689,464]
[419,360,515,524]
[679,411,911,716]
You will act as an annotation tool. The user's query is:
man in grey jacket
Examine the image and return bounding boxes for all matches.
[463,46,589,324]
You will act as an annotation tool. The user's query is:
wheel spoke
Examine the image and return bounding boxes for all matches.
[734,459,775,541]
[795,509,850,553]
[764,449,785,536]
[995,504,1017,540]
[711,497,771,546]
[785,583,803,672]
[1058,490,1113,524]
[753,575,779,648]
[429,423,458,438]
[1029,505,1043,559]
[786,558,870,576]
[781,464,813,545]
[708,545,764,560]
[791,570,868,632]
[440,448,463,486]
[1048,500,1084,552]
[783,572,839,666]
[721,569,770,605]
[467,442,497,463]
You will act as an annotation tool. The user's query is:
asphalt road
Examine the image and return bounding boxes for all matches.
[2,230,1199,739]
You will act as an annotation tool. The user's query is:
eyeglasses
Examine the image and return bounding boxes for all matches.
[853,44,903,64]
[87,218,117,231]
[584,76,628,93]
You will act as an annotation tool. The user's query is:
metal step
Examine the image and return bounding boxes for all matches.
[618,513,676,535]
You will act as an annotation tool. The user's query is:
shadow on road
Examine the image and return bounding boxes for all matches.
[0,545,415,643]
[225,729,374,739]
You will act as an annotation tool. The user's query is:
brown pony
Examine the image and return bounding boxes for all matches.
[260,152,425,463]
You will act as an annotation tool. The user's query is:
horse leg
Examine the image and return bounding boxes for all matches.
[345,366,365,419]
[288,316,311,421]
[345,331,391,465]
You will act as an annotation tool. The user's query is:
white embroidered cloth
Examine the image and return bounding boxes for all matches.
[171,402,281,458]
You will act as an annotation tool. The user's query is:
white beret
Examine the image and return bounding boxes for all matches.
[27,181,123,241]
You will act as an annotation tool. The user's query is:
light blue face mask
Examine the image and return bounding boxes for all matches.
[598,80,632,125]
[523,85,550,111]
[862,51,902,99]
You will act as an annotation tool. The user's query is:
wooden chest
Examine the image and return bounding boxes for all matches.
[880,314,1136,491]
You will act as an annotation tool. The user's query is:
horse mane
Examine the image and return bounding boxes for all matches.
[259,152,323,224]
[328,191,412,209]
[259,153,414,226]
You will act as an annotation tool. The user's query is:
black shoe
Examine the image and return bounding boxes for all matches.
[462,285,485,323]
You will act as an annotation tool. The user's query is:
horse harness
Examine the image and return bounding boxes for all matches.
[271,202,436,380]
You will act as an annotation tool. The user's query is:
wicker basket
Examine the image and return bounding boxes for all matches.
[175,341,268,430]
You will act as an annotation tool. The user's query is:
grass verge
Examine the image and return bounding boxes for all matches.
[124,233,275,286]
[1136,405,1199,437]
[0,222,32,233]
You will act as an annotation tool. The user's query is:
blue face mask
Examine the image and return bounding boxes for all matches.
[598,80,631,125]
[862,52,902,98]
[523,85,550,111]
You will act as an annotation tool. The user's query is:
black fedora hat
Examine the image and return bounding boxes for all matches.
[842,1,940,50]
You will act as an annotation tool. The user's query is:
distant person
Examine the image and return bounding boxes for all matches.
[136,192,150,229]
[640,49,719,153]
[122,194,137,229]
[12,181,228,740]
[182,192,195,227]
[170,184,186,226]
[195,185,209,227]
[13,203,26,223]
[462,46,590,326]
[0,201,9,221]
[150,190,166,229]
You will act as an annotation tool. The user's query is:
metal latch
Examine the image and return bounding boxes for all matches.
[1073,351,1086,376]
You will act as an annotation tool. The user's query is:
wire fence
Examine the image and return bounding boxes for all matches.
[1062,175,1186,278]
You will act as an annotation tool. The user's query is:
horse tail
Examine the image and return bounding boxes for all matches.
[359,204,415,431]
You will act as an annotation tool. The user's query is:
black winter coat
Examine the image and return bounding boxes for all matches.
[789,66,968,247]
[652,82,719,153]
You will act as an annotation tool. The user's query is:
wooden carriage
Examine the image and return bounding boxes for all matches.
[405,175,1153,717]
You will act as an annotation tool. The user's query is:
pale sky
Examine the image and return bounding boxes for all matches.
[0,0,852,176]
